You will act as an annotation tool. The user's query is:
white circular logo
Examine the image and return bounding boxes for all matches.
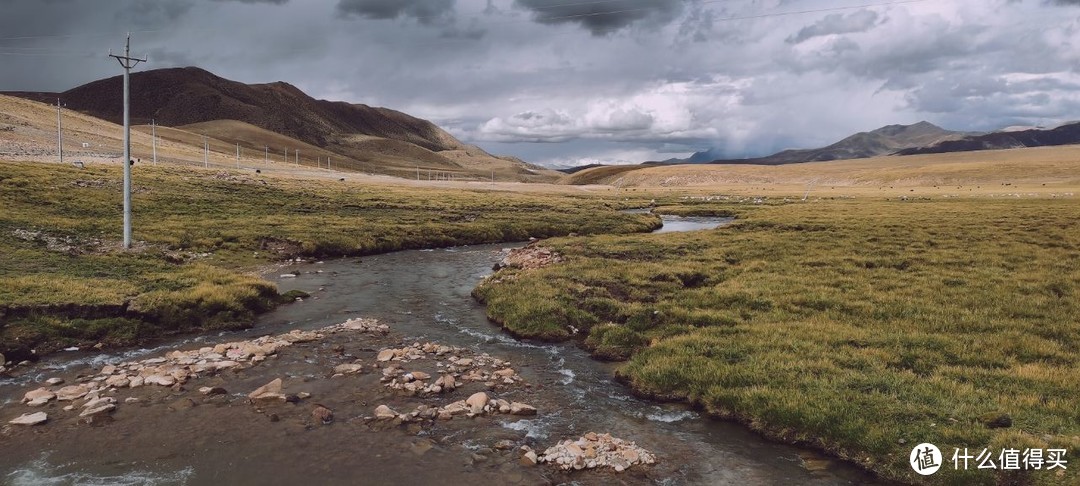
[910,443,943,475]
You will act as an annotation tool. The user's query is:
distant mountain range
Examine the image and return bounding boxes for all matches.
[895,122,1080,155]
[6,67,556,181]
[664,121,974,166]
[654,119,1080,168]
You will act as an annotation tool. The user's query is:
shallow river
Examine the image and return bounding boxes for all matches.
[0,217,880,485]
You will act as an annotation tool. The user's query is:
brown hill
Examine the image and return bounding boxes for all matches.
[7,67,559,182]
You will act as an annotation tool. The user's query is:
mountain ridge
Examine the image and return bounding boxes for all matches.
[5,66,557,181]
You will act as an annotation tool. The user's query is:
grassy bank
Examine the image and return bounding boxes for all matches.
[474,197,1080,484]
[0,161,659,359]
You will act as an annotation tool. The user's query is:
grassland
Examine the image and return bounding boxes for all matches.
[474,196,1080,484]
[0,160,658,361]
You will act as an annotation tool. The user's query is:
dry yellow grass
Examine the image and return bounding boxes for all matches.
[567,146,1080,198]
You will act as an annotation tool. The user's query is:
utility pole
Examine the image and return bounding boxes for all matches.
[151,119,157,165]
[295,149,298,167]
[284,148,287,164]
[416,166,419,181]
[327,156,331,171]
[56,99,63,165]
[236,143,240,169]
[109,33,146,250]
[203,136,208,168]
[264,146,268,166]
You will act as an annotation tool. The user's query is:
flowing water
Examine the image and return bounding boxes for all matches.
[0,218,882,485]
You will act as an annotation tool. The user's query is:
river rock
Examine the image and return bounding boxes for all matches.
[434,374,456,390]
[466,392,489,414]
[80,403,116,418]
[144,374,176,387]
[9,412,47,426]
[509,402,537,416]
[374,404,397,420]
[249,378,285,401]
[101,365,117,375]
[539,433,655,472]
[104,375,131,388]
[312,405,334,424]
[82,397,116,412]
[199,386,228,396]
[55,384,90,401]
[45,377,64,386]
[334,363,365,374]
[22,388,56,407]
[409,371,431,381]
[520,451,538,466]
[376,349,396,362]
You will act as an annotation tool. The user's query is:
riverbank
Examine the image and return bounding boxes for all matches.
[474,196,1080,484]
[0,161,660,364]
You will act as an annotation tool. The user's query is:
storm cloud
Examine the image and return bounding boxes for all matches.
[2,0,1080,167]
[513,0,684,35]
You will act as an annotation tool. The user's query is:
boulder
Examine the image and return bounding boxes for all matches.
[333,363,364,374]
[510,402,537,416]
[312,405,334,424]
[374,404,397,420]
[520,451,538,466]
[55,384,90,401]
[434,374,456,390]
[104,375,131,388]
[410,371,431,381]
[22,388,56,407]
[199,386,228,396]
[466,392,489,414]
[248,378,284,399]
[9,412,47,426]
[376,349,396,362]
[143,374,176,387]
[79,403,116,418]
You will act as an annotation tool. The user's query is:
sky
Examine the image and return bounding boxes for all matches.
[1,0,1079,167]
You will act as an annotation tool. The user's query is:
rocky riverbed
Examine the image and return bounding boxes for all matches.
[1,317,657,485]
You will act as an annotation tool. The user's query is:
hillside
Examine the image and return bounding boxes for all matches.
[896,121,1080,155]
[7,67,559,182]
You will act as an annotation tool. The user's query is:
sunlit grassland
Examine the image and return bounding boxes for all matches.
[0,161,658,358]
[474,197,1080,484]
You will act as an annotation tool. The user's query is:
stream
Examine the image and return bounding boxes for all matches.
[0,216,880,485]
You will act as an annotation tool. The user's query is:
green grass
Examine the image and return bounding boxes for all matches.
[474,197,1080,484]
[0,161,659,359]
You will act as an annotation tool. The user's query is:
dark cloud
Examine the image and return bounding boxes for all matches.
[336,0,455,24]
[786,10,880,44]
[514,0,683,35]
[2,0,1080,166]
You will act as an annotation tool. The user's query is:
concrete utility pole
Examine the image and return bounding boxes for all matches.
[109,34,146,250]
[56,99,63,165]
[151,119,157,165]
[203,136,208,168]
[295,150,298,167]
[236,143,240,169]
[327,156,331,171]
[264,146,268,166]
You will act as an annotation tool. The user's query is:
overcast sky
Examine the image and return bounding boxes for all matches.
[1,0,1079,167]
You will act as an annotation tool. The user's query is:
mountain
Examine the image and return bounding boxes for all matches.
[669,121,969,166]
[895,122,1080,156]
[7,67,557,182]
